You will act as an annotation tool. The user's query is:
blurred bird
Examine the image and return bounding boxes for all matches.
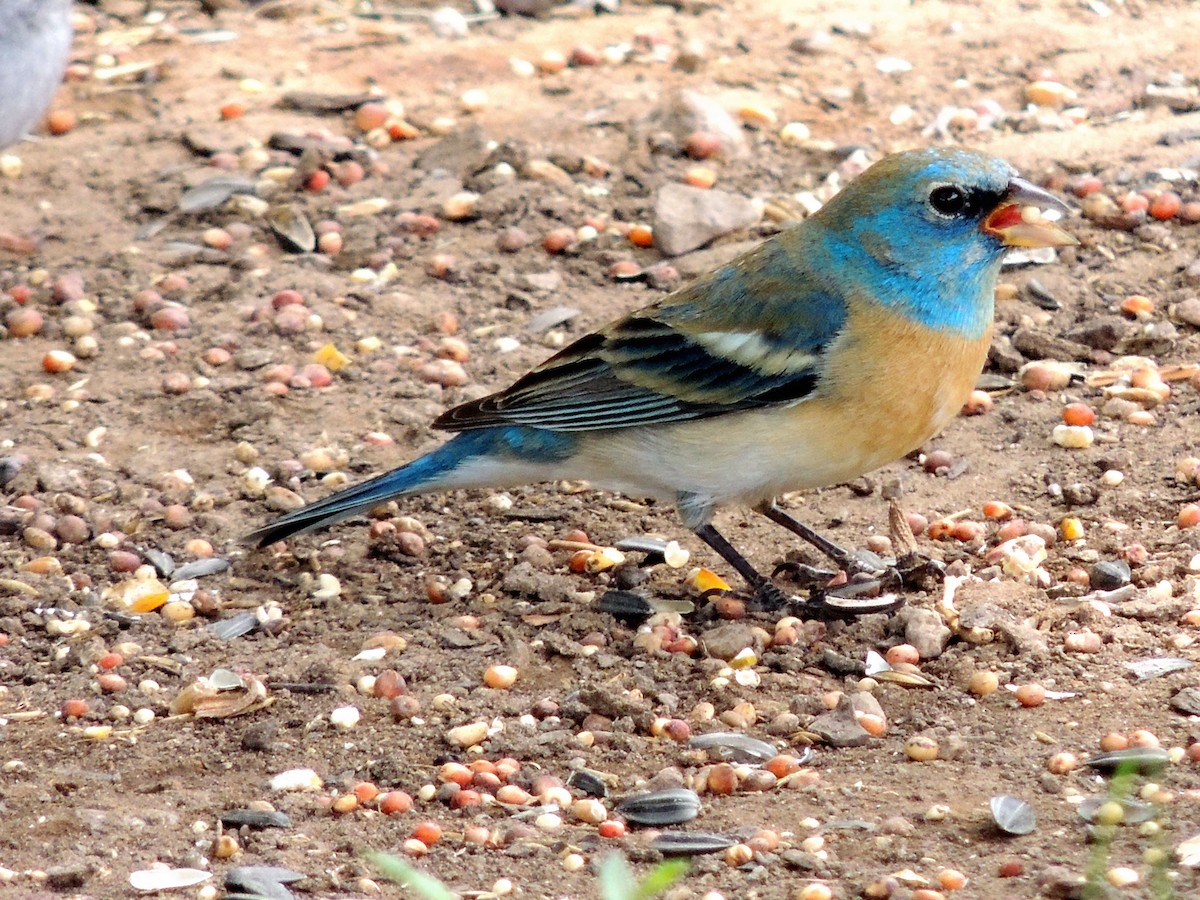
[0,0,74,149]
[249,148,1075,606]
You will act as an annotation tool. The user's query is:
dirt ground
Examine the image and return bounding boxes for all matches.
[3,0,1200,897]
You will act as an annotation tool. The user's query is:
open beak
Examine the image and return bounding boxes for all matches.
[982,176,1078,248]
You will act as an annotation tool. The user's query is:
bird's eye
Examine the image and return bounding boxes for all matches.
[929,185,969,217]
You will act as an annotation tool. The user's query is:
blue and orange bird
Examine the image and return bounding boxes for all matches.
[249,148,1075,606]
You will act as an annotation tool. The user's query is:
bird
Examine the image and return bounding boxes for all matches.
[248,147,1076,607]
[0,0,74,150]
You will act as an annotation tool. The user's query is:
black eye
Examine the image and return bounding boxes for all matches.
[929,185,969,217]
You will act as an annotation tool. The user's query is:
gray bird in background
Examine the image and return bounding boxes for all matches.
[0,0,74,149]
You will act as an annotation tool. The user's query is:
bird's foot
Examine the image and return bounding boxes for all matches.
[735,574,905,619]
[895,550,947,591]
[770,560,837,588]
[749,580,793,611]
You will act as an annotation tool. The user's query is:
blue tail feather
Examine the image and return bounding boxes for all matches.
[245,426,576,547]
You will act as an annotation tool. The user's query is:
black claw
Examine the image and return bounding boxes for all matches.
[752,580,792,610]
[771,560,837,586]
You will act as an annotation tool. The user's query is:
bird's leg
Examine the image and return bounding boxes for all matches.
[692,519,903,619]
[692,522,790,609]
[755,500,888,577]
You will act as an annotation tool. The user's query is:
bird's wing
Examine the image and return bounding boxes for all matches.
[435,238,848,433]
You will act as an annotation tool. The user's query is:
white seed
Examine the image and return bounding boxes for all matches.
[494,337,521,353]
[330,706,361,730]
[311,573,341,600]
[1105,867,1139,888]
[779,121,811,144]
[663,540,690,568]
[1052,424,1094,449]
[269,767,323,791]
[446,720,489,748]
[460,89,489,111]
[243,467,272,494]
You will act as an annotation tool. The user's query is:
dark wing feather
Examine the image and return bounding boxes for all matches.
[434,238,846,433]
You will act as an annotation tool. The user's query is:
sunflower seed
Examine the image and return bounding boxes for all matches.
[991,795,1036,835]
[649,832,737,855]
[1084,747,1170,774]
[688,732,777,763]
[615,788,701,826]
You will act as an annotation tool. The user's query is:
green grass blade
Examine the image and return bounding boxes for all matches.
[365,852,456,900]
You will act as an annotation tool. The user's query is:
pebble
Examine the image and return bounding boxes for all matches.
[653,89,749,159]
[1172,297,1200,327]
[653,183,760,256]
[898,606,952,659]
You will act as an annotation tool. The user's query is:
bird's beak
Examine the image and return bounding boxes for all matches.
[982,177,1078,248]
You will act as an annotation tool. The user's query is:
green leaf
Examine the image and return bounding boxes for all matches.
[598,853,638,900]
[365,852,455,900]
[634,859,689,899]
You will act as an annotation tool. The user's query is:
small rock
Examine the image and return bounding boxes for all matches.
[1171,297,1200,328]
[1037,866,1087,897]
[225,866,305,900]
[1184,257,1200,285]
[413,123,489,178]
[1170,686,1200,717]
[896,606,952,659]
[47,864,91,890]
[648,89,749,159]
[221,809,292,830]
[1012,328,1095,363]
[700,622,763,661]
[807,694,871,747]
[520,271,563,294]
[1064,317,1127,350]
[653,184,760,256]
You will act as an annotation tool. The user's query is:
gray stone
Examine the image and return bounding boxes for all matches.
[413,123,489,177]
[653,183,760,256]
[700,622,763,662]
[896,606,952,659]
[1171,297,1200,327]
[807,695,871,747]
[649,89,749,159]
[1064,316,1127,350]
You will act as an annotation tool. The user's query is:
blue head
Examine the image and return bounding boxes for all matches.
[809,148,1070,338]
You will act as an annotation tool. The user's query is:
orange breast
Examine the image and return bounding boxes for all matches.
[796,304,992,481]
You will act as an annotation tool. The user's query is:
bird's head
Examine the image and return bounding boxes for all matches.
[813,148,1076,336]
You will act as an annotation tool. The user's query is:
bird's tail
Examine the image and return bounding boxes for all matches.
[244,444,449,547]
[244,427,576,548]
[243,432,487,549]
